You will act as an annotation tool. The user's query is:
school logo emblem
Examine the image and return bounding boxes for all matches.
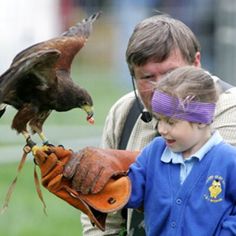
[204,175,225,203]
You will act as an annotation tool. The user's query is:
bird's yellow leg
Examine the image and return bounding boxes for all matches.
[22,131,36,146]
[31,126,49,145]
[38,132,48,145]
[22,130,31,141]
[22,131,48,155]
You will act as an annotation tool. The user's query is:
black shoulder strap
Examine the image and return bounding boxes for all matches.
[118,100,143,150]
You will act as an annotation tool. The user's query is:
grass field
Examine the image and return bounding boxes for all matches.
[0,61,130,235]
[0,162,84,236]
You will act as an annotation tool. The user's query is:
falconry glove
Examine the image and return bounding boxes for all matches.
[64,146,139,194]
[33,145,133,231]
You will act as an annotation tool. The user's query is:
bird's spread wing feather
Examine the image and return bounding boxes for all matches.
[62,11,101,38]
[9,11,101,78]
[0,49,61,103]
[11,42,45,65]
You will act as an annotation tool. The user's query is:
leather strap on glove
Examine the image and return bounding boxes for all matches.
[33,145,136,231]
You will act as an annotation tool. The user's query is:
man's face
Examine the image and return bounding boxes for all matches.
[133,49,200,111]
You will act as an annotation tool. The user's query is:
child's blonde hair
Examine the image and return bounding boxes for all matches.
[151,66,219,124]
[156,66,219,104]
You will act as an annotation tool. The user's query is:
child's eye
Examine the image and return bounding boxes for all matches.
[166,118,176,125]
[167,120,174,125]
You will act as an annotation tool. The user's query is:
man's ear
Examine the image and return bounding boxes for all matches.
[193,52,201,67]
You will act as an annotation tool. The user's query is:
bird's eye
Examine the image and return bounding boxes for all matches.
[82,101,89,105]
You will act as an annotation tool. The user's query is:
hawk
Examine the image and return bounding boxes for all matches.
[0,12,101,145]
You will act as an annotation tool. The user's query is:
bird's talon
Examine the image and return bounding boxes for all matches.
[31,146,41,156]
[32,145,49,156]
[44,143,54,147]
[41,145,50,152]
[42,140,49,145]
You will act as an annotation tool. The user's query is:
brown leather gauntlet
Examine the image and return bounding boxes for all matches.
[33,145,135,231]
[64,146,139,194]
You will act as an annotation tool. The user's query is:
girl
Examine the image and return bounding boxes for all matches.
[127,66,236,236]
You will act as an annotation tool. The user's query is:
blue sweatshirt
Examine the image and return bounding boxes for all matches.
[127,137,236,236]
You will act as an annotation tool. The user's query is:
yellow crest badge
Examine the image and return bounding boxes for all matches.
[204,175,225,203]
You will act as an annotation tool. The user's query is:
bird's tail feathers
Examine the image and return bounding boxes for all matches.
[62,11,102,38]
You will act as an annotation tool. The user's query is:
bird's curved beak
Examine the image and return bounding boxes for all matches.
[82,105,94,124]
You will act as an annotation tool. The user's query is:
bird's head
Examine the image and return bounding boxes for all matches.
[77,89,94,124]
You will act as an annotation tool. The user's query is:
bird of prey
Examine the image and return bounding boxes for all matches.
[0,11,101,146]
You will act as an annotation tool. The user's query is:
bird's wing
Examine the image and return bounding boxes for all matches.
[62,11,101,38]
[0,12,101,104]
[7,11,101,83]
[0,49,61,103]
[55,11,102,72]
[11,42,44,66]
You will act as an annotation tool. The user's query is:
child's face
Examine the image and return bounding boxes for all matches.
[133,49,197,112]
[156,114,210,158]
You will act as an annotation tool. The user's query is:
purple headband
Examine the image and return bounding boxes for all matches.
[151,90,216,124]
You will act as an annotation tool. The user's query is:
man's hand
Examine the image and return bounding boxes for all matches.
[64,147,139,194]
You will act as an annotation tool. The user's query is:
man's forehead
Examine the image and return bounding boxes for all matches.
[134,49,188,72]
